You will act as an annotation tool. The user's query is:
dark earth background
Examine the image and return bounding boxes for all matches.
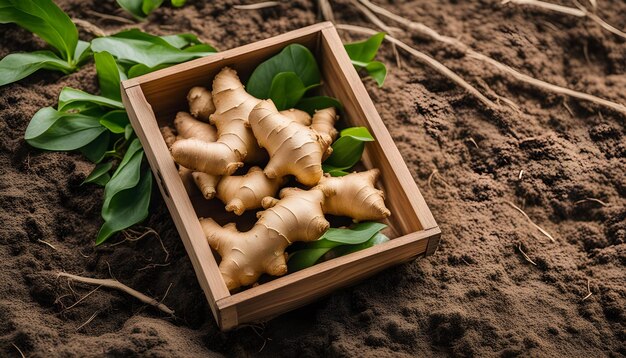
[1,0,625,356]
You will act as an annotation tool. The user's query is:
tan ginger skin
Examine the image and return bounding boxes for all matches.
[187,86,215,121]
[171,67,264,176]
[279,108,311,126]
[317,169,390,221]
[249,100,334,187]
[201,169,390,291]
[201,188,329,290]
[216,166,286,215]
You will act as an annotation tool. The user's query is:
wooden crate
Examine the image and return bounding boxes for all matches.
[121,22,440,330]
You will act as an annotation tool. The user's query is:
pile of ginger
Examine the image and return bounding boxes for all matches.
[161,67,391,291]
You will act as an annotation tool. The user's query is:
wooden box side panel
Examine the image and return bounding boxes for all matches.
[217,228,439,329]
[319,27,438,235]
[121,86,230,322]
[134,24,332,126]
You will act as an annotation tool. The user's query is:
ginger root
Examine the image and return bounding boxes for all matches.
[317,169,390,221]
[201,188,328,290]
[202,170,390,290]
[171,67,263,175]
[216,166,286,215]
[187,86,216,121]
[249,100,335,186]
[279,108,312,126]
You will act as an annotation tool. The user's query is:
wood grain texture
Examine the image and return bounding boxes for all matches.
[121,22,440,331]
[217,228,439,329]
[121,86,230,323]
[320,26,438,232]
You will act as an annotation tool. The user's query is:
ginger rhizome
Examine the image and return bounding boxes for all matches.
[170,112,222,199]
[171,67,264,176]
[160,65,391,291]
[249,100,336,186]
[187,86,215,121]
[216,166,286,215]
[201,188,329,290]
[201,170,391,290]
[317,169,390,221]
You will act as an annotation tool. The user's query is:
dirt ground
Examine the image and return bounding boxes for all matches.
[1,0,625,356]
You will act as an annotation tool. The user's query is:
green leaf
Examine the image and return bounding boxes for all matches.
[171,0,186,7]
[83,161,113,186]
[0,0,78,61]
[323,127,374,173]
[295,96,342,116]
[141,0,163,16]
[94,51,126,101]
[247,44,320,100]
[160,33,201,49]
[127,63,169,78]
[58,87,124,112]
[80,130,110,163]
[125,124,134,140]
[24,107,106,151]
[268,72,309,110]
[0,51,74,86]
[96,168,152,244]
[91,29,215,69]
[363,61,386,87]
[74,41,92,65]
[288,222,387,271]
[116,0,145,19]
[331,232,390,257]
[102,138,143,209]
[288,248,332,272]
[344,32,384,64]
[99,110,130,134]
[321,222,387,245]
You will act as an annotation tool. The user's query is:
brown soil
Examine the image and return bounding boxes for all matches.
[1,0,625,357]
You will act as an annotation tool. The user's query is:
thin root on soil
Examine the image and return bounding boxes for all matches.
[233,1,280,10]
[502,0,626,39]
[11,343,25,358]
[76,310,100,332]
[355,0,626,115]
[57,272,175,316]
[505,201,556,242]
[517,243,537,266]
[574,198,609,207]
[37,239,57,250]
[336,24,498,110]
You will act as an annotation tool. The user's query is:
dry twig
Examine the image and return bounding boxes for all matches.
[72,18,108,37]
[58,272,175,315]
[427,168,450,190]
[466,137,480,149]
[505,201,556,242]
[336,24,498,110]
[37,239,57,250]
[517,243,537,265]
[64,285,102,311]
[502,0,626,39]
[76,310,100,331]
[574,197,609,207]
[233,1,280,10]
[318,0,335,22]
[11,343,25,358]
[84,9,135,24]
[112,227,170,263]
[356,0,626,115]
